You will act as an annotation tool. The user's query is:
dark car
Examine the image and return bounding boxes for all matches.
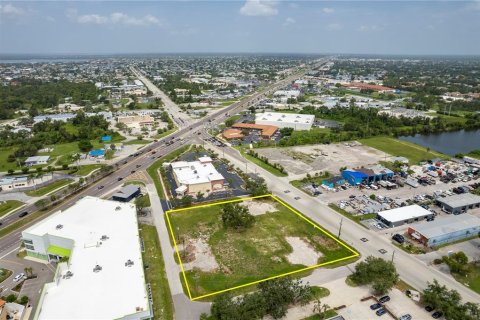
[392,234,405,244]
[432,311,443,319]
[376,308,387,316]
[19,211,28,218]
[136,164,141,168]
[98,185,104,190]
[117,177,123,181]
[131,170,136,174]
[370,303,382,310]
[379,296,390,303]
[425,306,434,312]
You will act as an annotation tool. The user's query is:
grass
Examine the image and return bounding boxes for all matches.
[0,146,19,172]
[237,147,288,177]
[311,286,330,299]
[124,139,152,145]
[146,145,191,200]
[139,224,174,320]
[74,164,103,176]
[290,172,333,195]
[328,204,375,229]
[25,179,72,197]
[451,264,480,295]
[0,268,13,283]
[168,195,356,299]
[124,180,146,187]
[135,194,151,208]
[393,242,427,254]
[0,200,24,218]
[359,136,449,164]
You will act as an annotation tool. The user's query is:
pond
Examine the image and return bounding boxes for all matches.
[399,130,480,156]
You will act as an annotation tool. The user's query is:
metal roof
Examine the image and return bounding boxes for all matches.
[437,193,480,208]
[411,214,480,239]
[377,204,432,223]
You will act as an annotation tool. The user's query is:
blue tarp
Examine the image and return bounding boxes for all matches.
[101,135,112,142]
[89,149,106,157]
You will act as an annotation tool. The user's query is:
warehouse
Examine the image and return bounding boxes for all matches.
[112,184,141,202]
[377,204,434,228]
[24,197,151,320]
[408,214,480,247]
[436,193,480,214]
[171,156,224,197]
[322,176,346,188]
[255,112,315,131]
[341,164,394,185]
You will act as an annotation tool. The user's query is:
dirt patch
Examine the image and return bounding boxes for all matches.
[312,235,341,250]
[285,236,323,266]
[179,237,219,272]
[241,200,277,216]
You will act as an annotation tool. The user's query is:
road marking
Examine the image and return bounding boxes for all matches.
[0,247,19,260]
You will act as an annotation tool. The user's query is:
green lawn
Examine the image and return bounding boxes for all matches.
[359,136,449,164]
[0,200,24,218]
[237,147,288,177]
[135,194,151,208]
[25,179,72,197]
[328,204,375,229]
[168,196,356,299]
[146,145,191,200]
[450,264,480,295]
[139,224,174,320]
[0,268,13,283]
[0,146,20,172]
[302,310,338,320]
[74,164,103,176]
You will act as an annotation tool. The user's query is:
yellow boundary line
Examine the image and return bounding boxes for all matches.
[165,194,359,301]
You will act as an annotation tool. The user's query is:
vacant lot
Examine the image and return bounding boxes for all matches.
[359,136,448,164]
[167,195,357,299]
[255,142,385,176]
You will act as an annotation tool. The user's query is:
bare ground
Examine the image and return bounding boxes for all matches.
[285,236,323,266]
[178,237,219,272]
[241,200,277,216]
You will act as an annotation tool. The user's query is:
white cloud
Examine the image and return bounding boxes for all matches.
[322,8,334,14]
[70,10,163,27]
[359,24,383,32]
[327,23,342,31]
[283,17,295,27]
[240,0,278,17]
[0,3,25,19]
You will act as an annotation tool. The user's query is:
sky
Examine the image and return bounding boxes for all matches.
[0,1,479,55]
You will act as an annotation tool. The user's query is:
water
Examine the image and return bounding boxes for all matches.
[399,130,480,156]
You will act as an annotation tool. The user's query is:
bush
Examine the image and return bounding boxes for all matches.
[350,256,399,295]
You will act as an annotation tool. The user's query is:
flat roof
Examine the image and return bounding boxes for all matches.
[25,156,50,162]
[255,112,314,125]
[112,184,140,199]
[437,193,480,208]
[172,160,224,185]
[377,204,432,223]
[411,214,480,239]
[26,197,149,320]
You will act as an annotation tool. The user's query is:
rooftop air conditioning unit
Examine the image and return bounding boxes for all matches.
[125,259,134,267]
[100,235,109,241]
[115,206,121,211]
[64,271,74,279]
[56,224,63,230]
[93,265,102,273]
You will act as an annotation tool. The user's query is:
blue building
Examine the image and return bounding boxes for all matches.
[322,176,346,188]
[341,171,368,185]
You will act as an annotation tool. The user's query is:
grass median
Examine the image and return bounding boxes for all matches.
[237,147,288,177]
[25,179,72,197]
[0,200,24,218]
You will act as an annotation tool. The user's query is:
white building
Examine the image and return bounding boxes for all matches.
[24,156,50,167]
[170,156,224,197]
[376,204,434,228]
[255,112,315,130]
[273,90,301,99]
[25,197,151,320]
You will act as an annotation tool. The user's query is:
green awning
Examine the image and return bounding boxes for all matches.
[47,245,71,257]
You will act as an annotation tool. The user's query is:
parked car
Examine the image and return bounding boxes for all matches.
[18,211,28,218]
[432,311,443,319]
[379,295,390,303]
[13,273,25,282]
[425,306,434,312]
[392,234,405,244]
[376,308,387,316]
[294,196,301,200]
[117,177,123,181]
[399,314,412,320]
[98,185,104,190]
[370,303,382,310]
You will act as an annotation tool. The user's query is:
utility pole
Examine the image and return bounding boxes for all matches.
[391,250,395,263]
[338,217,343,239]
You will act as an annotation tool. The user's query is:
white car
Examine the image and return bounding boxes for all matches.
[13,273,25,282]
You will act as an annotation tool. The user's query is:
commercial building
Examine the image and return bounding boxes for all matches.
[112,184,141,202]
[436,193,480,214]
[24,156,50,167]
[255,112,315,131]
[231,123,278,139]
[24,197,151,320]
[342,82,396,93]
[341,164,394,185]
[222,128,244,140]
[0,176,29,190]
[171,156,224,196]
[377,204,434,228]
[273,90,301,98]
[322,176,346,188]
[117,115,155,127]
[408,214,480,247]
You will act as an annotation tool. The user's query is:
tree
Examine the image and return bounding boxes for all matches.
[78,140,93,152]
[6,294,17,303]
[34,199,49,210]
[18,295,29,305]
[369,194,376,200]
[245,177,269,196]
[313,299,331,320]
[221,203,255,230]
[350,256,399,295]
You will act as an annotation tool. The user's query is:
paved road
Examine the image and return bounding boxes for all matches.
[206,141,480,304]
